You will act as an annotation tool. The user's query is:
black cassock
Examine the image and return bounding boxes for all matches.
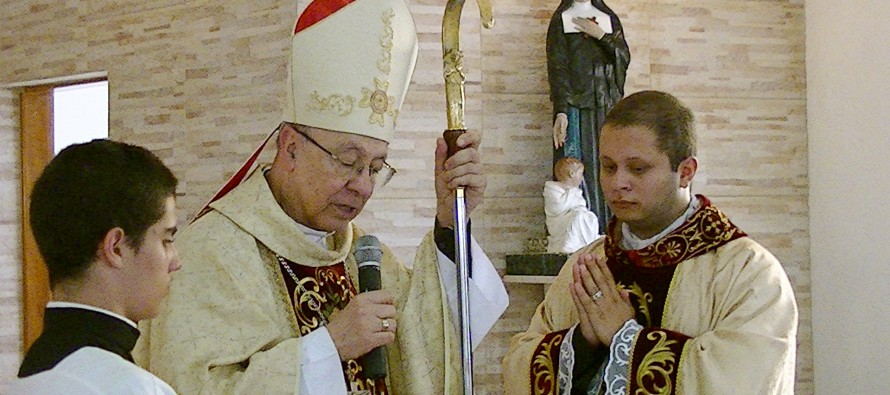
[18,306,140,378]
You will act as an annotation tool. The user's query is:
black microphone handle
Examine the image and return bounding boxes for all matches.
[358,263,381,293]
[362,344,388,379]
[358,263,387,379]
[355,235,388,379]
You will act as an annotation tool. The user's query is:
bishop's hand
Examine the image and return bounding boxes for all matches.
[435,130,486,229]
[326,290,398,361]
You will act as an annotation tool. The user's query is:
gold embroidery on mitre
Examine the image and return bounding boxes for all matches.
[530,333,562,395]
[358,9,398,127]
[377,9,394,73]
[635,331,678,395]
[303,8,400,129]
[308,92,355,116]
[360,78,396,126]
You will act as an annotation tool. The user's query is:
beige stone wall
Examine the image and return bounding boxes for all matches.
[0,0,810,393]
[0,89,22,394]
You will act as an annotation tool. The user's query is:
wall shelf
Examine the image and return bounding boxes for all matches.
[503,275,557,284]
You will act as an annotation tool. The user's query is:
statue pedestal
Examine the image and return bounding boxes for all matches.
[505,253,569,276]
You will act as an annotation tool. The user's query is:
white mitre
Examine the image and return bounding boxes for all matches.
[286,0,419,143]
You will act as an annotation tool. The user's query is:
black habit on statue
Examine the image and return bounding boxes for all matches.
[546,0,630,231]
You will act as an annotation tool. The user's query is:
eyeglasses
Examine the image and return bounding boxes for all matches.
[285,123,397,188]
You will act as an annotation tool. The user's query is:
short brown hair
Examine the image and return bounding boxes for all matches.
[554,157,584,182]
[604,90,696,169]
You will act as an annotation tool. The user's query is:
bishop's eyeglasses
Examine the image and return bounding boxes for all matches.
[284,123,397,188]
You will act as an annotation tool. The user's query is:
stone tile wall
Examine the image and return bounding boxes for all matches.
[0,0,810,392]
[0,89,22,394]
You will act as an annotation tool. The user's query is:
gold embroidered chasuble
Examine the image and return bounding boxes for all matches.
[135,169,462,394]
[502,197,798,394]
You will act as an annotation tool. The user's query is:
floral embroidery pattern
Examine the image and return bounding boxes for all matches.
[622,282,654,326]
[308,92,355,116]
[276,257,388,394]
[304,9,399,127]
[358,9,397,126]
[360,78,396,126]
[605,196,747,269]
[377,9,394,73]
[531,331,566,395]
[634,331,680,395]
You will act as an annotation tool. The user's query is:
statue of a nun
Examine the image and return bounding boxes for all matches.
[546,0,630,231]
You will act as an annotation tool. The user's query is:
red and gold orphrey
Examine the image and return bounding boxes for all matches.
[529,196,746,395]
[277,256,388,395]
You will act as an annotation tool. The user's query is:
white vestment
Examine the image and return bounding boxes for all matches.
[9,347,176,395]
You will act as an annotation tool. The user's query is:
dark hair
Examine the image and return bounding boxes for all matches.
[603,90,696,169]
[29,139,178,286]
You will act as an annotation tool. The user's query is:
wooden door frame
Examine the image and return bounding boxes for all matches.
[19,85,54,353]
[18,77,107,352]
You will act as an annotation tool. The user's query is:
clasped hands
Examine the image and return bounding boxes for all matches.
[570,252,635,348]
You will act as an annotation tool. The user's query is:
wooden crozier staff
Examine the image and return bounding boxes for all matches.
[441,0,493,393]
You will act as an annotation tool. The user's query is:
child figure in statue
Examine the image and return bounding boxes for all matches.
[544,157,601,254]
[547,0,630,232]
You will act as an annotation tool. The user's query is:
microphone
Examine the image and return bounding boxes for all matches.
[355,235,388,379]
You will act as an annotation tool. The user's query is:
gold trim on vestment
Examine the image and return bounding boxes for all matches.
[530,333,563,395]
[622,282,654,327]
[634,331,678,394]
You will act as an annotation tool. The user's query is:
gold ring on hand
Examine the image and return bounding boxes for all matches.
[382,318,390,331]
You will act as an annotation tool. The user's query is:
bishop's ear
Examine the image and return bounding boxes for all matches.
[677,156,698,188]
[276,123,300,162]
